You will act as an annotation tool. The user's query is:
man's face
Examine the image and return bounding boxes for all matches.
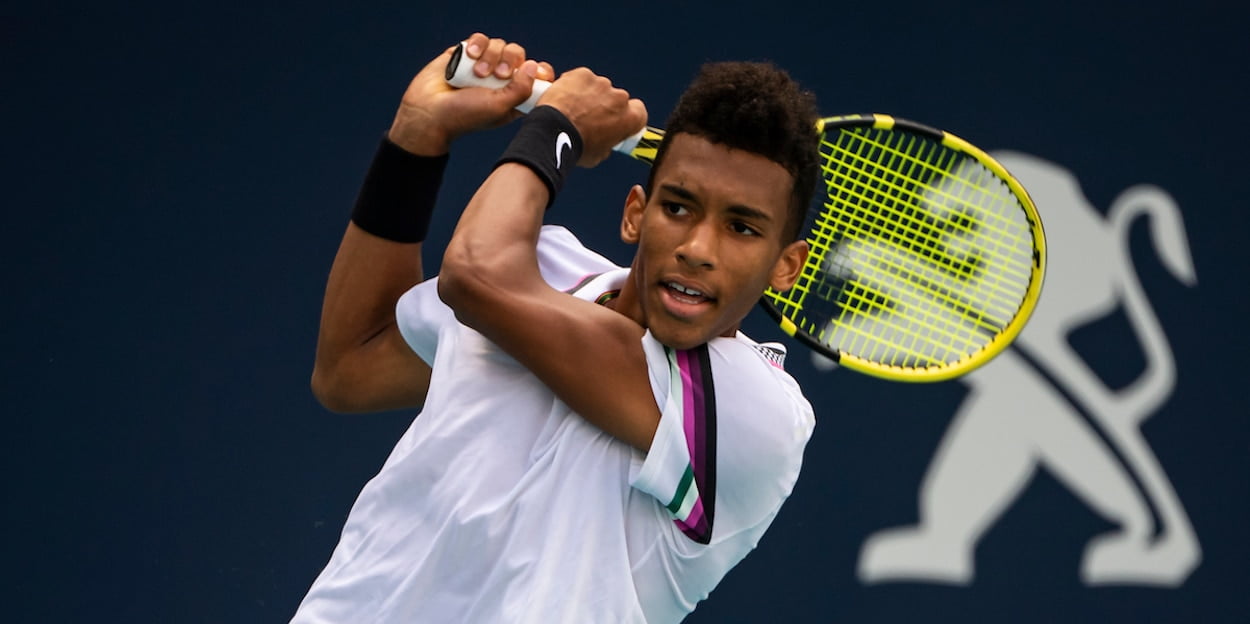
[619,133,809,350]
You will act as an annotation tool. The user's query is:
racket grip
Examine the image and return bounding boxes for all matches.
[443,42,646,155]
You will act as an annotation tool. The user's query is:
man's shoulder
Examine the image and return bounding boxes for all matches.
[707,334,813,425]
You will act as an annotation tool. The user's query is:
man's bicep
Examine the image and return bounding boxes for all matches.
[314,324,432,413]
[313,280,446,414]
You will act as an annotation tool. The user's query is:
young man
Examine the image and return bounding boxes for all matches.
[295,33,819,622]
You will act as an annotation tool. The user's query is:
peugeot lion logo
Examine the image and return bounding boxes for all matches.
[832,152,1202,587]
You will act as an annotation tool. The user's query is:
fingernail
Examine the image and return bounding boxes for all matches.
[475,61,490,76]
[495,62,511,78]
[523,61,538,78]
[466,43,482,57]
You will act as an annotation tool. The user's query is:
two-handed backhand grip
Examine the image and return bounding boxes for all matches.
[443,42,647,155]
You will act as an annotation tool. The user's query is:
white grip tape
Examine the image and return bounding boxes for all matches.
[444,42,644,155]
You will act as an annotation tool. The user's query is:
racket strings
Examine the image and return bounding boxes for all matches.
[813,189,1018,330]
[827,132,1034,288]
[832,134,1027,263]
[771,125,1037,369]
[837,146,1028,362]
[800,155,1028,318]
[818,162,1028,327]
[821,279,955,363]
[779,239,982,367]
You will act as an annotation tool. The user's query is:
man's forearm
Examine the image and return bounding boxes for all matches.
[311,138,446,411]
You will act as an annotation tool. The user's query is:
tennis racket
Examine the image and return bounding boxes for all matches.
[446,43,1046,382]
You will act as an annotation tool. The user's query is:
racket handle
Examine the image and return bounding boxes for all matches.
[443,42,646,155]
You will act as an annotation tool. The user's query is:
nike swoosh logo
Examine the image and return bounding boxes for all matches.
[555,132,572,169]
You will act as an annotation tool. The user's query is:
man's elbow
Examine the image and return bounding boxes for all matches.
[310,365,359,414]
[435,251,469,311]
[437,245,498,323]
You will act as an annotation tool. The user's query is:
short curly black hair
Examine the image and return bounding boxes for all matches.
[647,61,820,241]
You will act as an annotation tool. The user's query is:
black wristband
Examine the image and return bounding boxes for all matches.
[350,135,449,243]
[495,106,583,208]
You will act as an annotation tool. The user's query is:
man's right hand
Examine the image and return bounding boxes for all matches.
[535,66,648,168]
[387,33,556,156]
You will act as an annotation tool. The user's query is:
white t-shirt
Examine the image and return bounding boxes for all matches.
[293,226,815,623]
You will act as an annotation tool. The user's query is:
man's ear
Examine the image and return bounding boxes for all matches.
[769,240,809,292]
[620,184,647,244]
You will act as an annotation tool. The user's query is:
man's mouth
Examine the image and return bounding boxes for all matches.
[662,281,713,310]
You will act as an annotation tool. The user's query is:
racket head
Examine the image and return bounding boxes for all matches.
[761,114,1046,382]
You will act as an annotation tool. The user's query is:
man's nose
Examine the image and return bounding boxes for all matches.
[675,220,716,269]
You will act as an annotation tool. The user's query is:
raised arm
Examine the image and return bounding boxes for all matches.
[437,64,661,449]
[311,34,553,413]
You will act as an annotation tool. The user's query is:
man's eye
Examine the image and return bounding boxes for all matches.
[731,222,760,236]
[662,201,688,215]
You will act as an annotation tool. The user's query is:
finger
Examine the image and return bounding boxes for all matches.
[602,84,632,117]
[627,98,648,130]
[476,37,508,78]
[497,42,526,79]
[536,61,556,81]
[463,33,489,60]
[499,60,540,105]
[622,99,650,151]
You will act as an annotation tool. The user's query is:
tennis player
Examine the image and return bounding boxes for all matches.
[294,33,818,623]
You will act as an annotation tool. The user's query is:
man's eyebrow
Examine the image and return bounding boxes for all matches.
[657,184,774,222]
[658,184,698,203]
[726,204,773,222]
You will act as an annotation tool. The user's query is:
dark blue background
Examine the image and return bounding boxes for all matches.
[8,1,1248,621]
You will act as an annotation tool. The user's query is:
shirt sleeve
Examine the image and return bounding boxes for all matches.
[630,332,815,545]
[395,277,452,365]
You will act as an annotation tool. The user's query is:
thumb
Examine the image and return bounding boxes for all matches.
[497,60,541,110]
